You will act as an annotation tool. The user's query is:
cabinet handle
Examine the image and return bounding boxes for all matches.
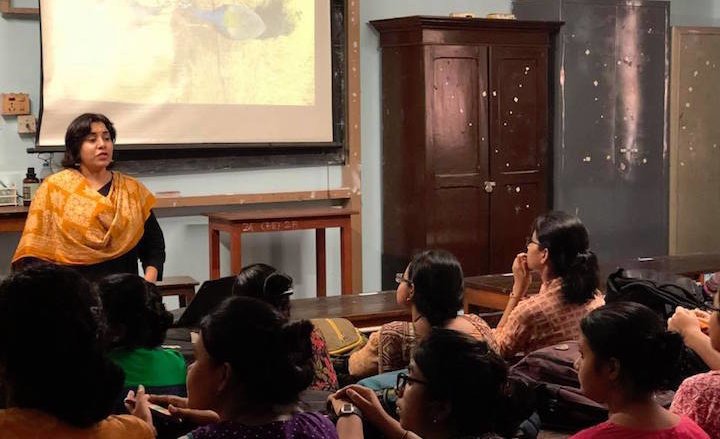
[483,181,497,193]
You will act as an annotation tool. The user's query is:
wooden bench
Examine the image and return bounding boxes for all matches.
[207,207,357,297]
[156,276,199,307]
[291,291,410,328]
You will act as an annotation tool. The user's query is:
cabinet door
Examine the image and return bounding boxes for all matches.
[426,45,490,276]
[488,46,550,273]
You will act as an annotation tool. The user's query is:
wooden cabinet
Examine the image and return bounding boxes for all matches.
[370,17,560,288]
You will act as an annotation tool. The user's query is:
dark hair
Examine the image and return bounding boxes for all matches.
[61,113,116,168]
[408,250,464,327]
[200,296,313,407]
[533,211,599,305]
[0,265,124,427]
[413,329,533,437]
[581,302,684,396]
[97,273,173,350]
[232,263,294,318]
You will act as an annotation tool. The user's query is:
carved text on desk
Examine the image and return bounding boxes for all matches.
[241,221,300,232]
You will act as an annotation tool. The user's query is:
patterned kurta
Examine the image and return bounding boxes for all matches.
[492,278,604,358]
[671,370,720,438]
[348,314,497,377]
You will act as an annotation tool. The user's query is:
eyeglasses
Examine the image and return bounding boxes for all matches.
[525,236,541,247]
[395,273,412,286]
[396,372,428,394]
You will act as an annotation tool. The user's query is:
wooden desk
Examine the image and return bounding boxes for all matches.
[207,207,357,296]
[0,206,28,232]
[464,253,720,312]
[291,291,410,328]
[156,275,199,307]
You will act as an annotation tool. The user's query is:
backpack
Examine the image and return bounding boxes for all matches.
[605,268,712,382]
[311,318,366,356]
[509,341,608,432]
[605,268,710,320]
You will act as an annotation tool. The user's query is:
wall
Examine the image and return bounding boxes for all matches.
[2,0,720,299]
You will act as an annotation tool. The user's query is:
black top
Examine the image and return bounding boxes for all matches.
[72,179,166,282]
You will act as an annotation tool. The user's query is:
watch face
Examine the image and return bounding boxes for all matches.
[340,403,353,414]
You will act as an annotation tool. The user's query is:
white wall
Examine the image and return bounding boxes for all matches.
[2,0,720,300]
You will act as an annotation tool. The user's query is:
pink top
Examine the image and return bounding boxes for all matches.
[570,416,709,439]
[670,371,720,438]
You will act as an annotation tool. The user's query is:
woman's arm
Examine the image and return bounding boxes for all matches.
[137,211,165,282]
[668,307,720,370]
[497,253,532,329]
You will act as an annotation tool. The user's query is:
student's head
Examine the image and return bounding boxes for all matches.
[232,263,294,318]
[578,302,684,403]
[97,273,173,350]
[396,329,528,437]
[397,250,464,327]
[0,265,124,427]
[61,113,116,170]
[528,211,598,304]
[187,296,313,415]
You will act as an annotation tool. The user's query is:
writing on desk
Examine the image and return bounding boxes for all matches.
[241,221,300,232]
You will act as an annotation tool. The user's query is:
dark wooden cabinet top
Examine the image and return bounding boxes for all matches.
[370,16,563,47]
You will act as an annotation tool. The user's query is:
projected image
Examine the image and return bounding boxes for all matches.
[44,0,314,106]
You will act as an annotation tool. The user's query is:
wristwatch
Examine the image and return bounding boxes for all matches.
[338,402,362,419]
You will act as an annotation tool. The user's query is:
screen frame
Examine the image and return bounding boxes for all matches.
[30,0,347,167]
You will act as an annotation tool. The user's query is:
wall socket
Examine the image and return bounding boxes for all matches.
[17,115,36,134]
[1,93,30,115]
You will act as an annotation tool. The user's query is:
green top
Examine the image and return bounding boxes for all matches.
[108,347,187,388]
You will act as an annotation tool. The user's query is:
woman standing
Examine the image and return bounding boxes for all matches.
[12,113,165,281]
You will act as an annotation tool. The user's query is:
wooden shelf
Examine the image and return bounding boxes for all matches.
[0,0,39,18]
[154,188,352,209]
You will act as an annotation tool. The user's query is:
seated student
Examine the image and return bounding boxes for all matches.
[0,265,154,438]
[493,211,604,358]
[137,296,337,439]
[670,290,720,437]
[232,263,338,391]
[98,273,186,397]
[349,249,497,378]
[573,302,708,438]
[330,328,530,439]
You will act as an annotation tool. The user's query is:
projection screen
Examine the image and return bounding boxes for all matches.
[38,0,333,147]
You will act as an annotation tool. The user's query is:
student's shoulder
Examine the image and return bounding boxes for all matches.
[101,414,155,438]
[676,415,711,438]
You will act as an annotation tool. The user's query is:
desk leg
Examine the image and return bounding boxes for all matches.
[230,231,242,275]
[315,229,327,297]
[209,226,220,280]
[340,220,353,295]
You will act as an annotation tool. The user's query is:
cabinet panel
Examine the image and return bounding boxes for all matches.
[428,45,490,276]
[489,46,550,272]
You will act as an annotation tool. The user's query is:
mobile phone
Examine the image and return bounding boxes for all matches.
[149,403,173,418]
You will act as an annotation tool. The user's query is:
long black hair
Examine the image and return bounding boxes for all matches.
[533,211,599,305]
[232,263,294,318]
[98,273,173,350]
[200,296,314,407]
[0,265,124,427]
[581,302,684,397]
[407,250,464,327]
[413,329,533,437]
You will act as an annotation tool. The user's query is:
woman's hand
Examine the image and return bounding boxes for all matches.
[334,385,396,430]
[144,266,159,283]
[512,253,531,295]
[125,385,154,429]
[668,306,703,338]
[148,394,220,425]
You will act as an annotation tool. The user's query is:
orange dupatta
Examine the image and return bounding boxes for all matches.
[12,169,156,266]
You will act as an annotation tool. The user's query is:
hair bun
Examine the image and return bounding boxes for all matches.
[572,250,596,267]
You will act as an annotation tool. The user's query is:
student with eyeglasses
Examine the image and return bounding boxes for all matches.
[348,250,498,379]
[330,328,532,439]
[493,211,605,359]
